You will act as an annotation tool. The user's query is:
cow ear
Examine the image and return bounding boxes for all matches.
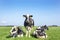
[23,15,26,17]
[30,15,33,17]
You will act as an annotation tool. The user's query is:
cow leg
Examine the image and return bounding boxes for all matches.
[26,30,28,37]
[28,29,31,37]
[26,26,29,37]
[26,30,31,37]
[29,26,32,37]
[26,26,32,37]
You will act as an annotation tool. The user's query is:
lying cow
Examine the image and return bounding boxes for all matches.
[7,26,24,38]
[32,25,48,38]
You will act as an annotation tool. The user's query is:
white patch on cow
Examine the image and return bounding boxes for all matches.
[26,14,30,22]
[26,14,29,17]
[37,27,41,29]
[40,36,45,38]
[17,35,20,37]
[18,34,23,37]
[39,35,48,38]
[21,34,23,37]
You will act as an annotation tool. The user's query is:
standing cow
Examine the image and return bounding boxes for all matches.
[23,14,34,37]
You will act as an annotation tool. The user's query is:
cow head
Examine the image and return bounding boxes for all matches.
[23,14,33,23]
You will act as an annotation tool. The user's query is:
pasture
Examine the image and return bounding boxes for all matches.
[0,26,60,40]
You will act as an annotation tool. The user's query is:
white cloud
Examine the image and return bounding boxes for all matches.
[1,20,7,23]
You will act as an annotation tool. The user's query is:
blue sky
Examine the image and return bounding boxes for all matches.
[0,0,60,26]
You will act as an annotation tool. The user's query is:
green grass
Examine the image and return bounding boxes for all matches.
[0,27,60,40]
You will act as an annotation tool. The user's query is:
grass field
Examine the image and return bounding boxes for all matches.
[0,26,60,40]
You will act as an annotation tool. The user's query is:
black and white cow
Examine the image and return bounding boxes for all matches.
[6,26,24,38]
[23,14,34,37]
[33,25,48,38]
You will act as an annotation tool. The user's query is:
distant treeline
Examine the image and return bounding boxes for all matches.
[48,25,59,27]
[0,25,24,27]
[0,25,14,27]
[0,25,59,27]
